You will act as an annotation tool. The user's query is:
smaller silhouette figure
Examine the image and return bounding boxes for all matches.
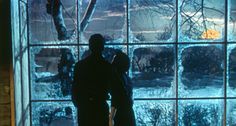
[109,51,136,126]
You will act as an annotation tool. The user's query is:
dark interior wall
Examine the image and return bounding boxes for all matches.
[0,0,11,67]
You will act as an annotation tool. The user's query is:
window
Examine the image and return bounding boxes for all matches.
[11,0,236,125]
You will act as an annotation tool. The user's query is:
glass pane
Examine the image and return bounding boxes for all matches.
[227,99,236,126]
[178,100,223,126]
[134,100,175,126]
[130,45,175,98]
[32,102,77,126]
[79,45,127,63]
[30,46,78,100]
[228,44,236,97]
[228,0,236,41]
[81,0,126,43]
[20,1,27,48]
[29,0,77,44]
[179,0,225,42]
[178,44,224,98]
[130,0,176,43]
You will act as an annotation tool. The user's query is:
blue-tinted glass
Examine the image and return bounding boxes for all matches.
[20,1,27,48]
[79,45,127,63]
[81,0,126,43]
[130,45,175,98]
[178,100,223,126]
[30,46,78,100]
[134,100,175,126]
[179,0,225,42]
[227,99,236,126]
[228,44,236,97]
[130,0,176,43]
[228,0,236,41]
[32,102,77,126]
[29,0,77,43]
[178,44,224,98]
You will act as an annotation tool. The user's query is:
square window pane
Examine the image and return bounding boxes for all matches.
[30,46,78,100]
[228,0,236,41]
[179,0,225,42]
[134,100,176,126]
[32,102,77,126]
[130,45,176,98]
[130,0,176,43]
[178,100,224,126]
[228,44,236,97]
[178,44,224,98]
[79,45,127,63]
[29,0,77,44]
[227,99,236,126]
[81,0,126,44]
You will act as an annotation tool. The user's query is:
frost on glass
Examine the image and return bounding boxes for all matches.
[20,1,27,48]
[178,45,224,98]
[130,0,176,43]
[30,46,78,100]
[130,45,175,98]
[29,0,77,43]
[81,0,126,43]
[179,0,225,42]
[134,100,175,126]
[32,102,77,126]
[228,44,236,97]
[79,45,127,63]
[227,100,236,126]
[228,0,236,41]
[178,100,223,126]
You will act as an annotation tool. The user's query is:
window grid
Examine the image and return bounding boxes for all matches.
[22,0,236,125]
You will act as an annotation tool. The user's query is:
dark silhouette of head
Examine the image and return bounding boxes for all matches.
[89,34,105,55]
[112,51,130,73]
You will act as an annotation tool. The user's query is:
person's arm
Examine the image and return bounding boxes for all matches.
[109,106,116,126]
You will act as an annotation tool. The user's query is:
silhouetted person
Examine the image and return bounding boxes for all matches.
[72,34,120,126]
[109,51,136,126]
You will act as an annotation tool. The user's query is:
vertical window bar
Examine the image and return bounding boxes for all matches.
[224,0,228,125]
[175,0,179,125]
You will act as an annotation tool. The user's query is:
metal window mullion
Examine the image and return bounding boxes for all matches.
[223,0,229,126]
[175,0,179,125]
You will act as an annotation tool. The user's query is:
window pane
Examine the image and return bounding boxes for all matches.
[30,46,78,100]
[178,44,224,98]
[134,100,176,126]
[20,1,27,48]
[179,0,225,42]
[228,44,236,97]
[178,100,223,126]
[130,45,175,98]
[32,102,77,126]
[130,0,176,43]
[81,0,126,43]
[29,0,77,44]
[228,0,236,41]
[227,99,236,126]
[79,45,127,62]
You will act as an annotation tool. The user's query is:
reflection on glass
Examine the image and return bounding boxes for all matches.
[228,44,236,97]
[228,0,236,41]
[30,46,78,100]
[133,100,175,126]
[179,0,225,42]
[178,44,224,98]
[29,0,77,43]
[130,0,176,43]
[79,45,127,63]
[32,102,77,126]
[130,45,175,98]
[178,100,223,126]
[81,0,126,43]
[20,1,27,48]
[227,99,236,126]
